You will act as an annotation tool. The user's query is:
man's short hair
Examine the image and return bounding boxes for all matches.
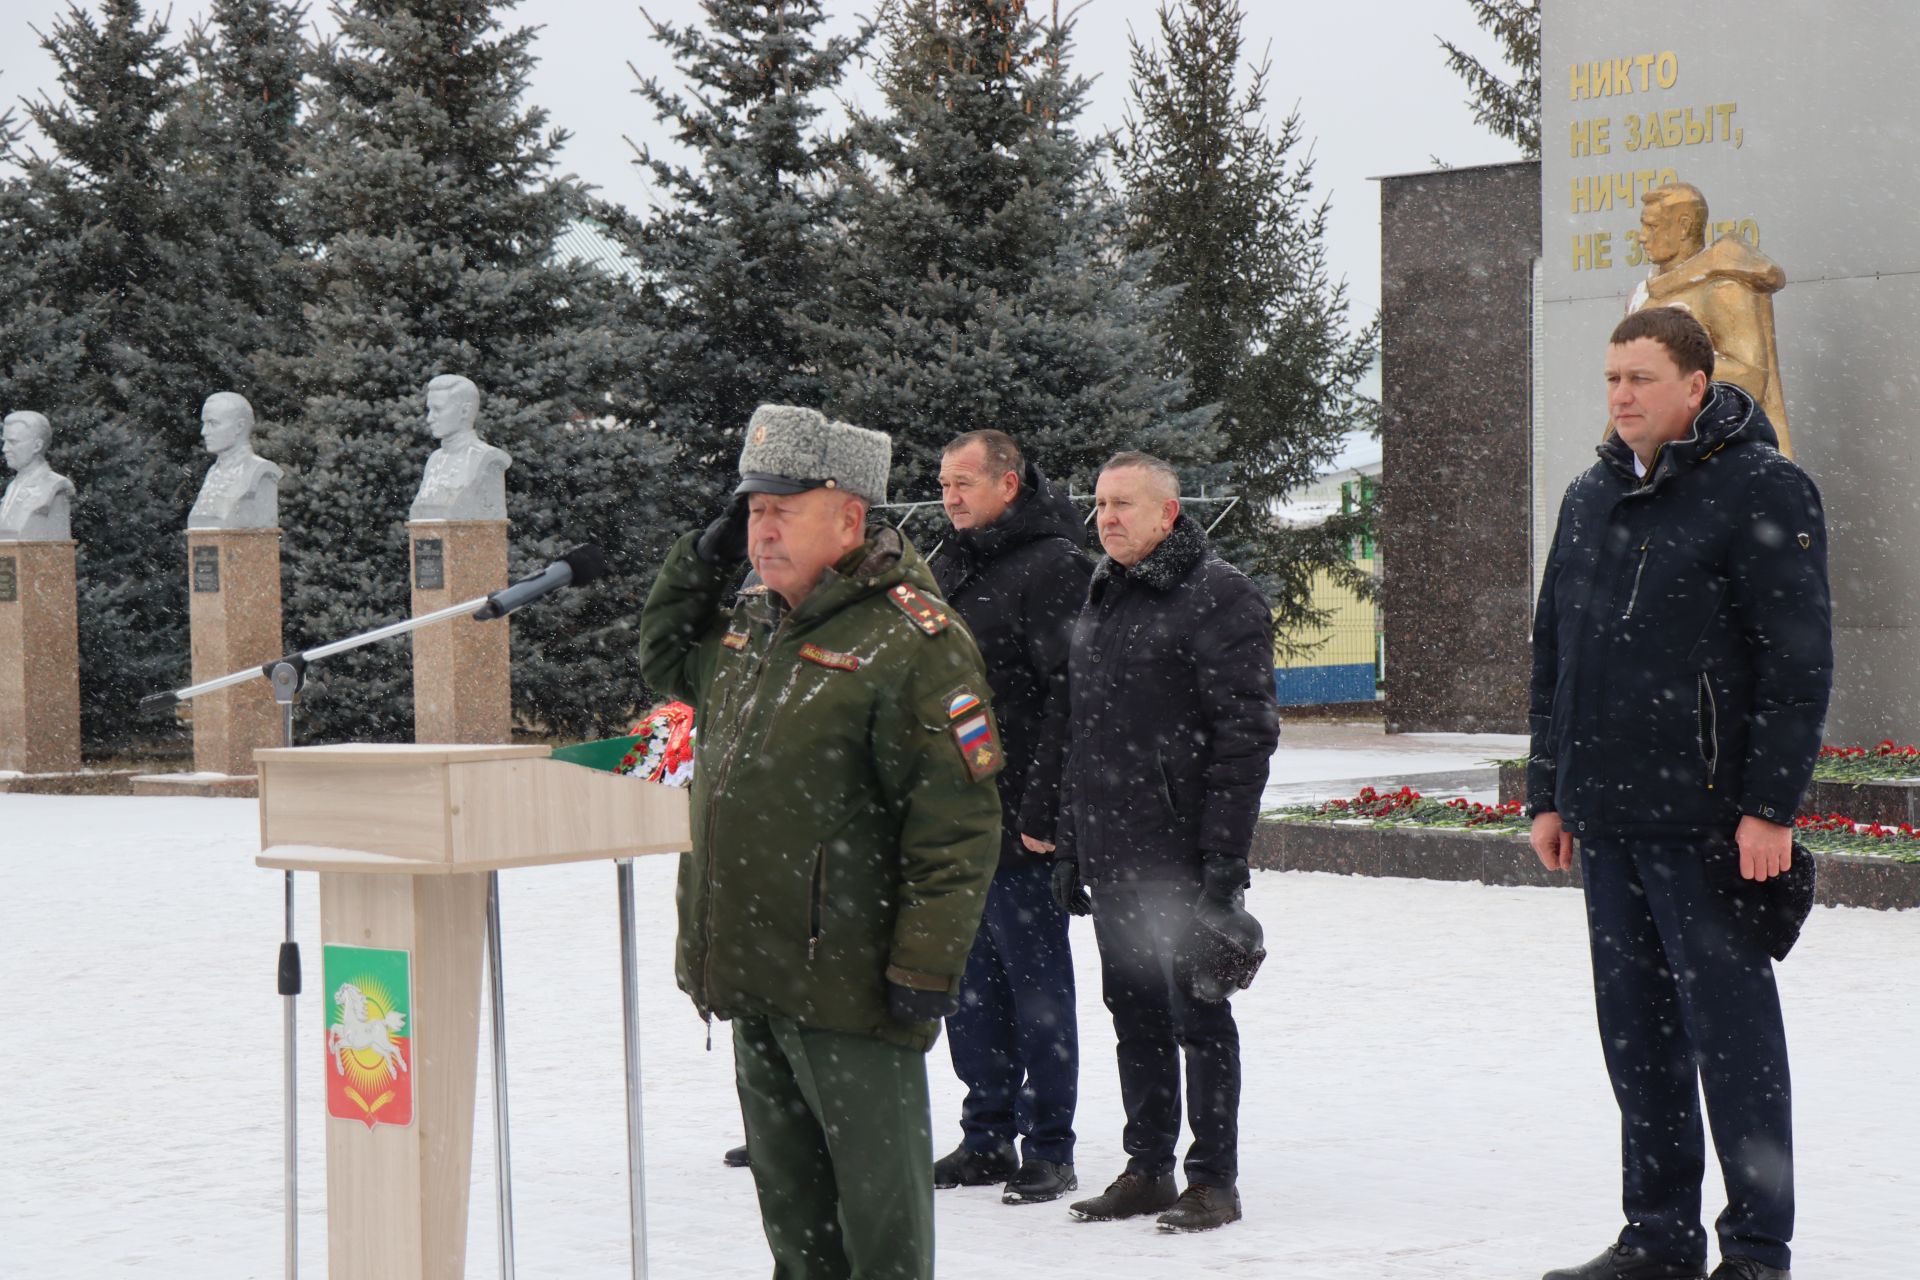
[1610,306,1716,381]
[202,391,256,432]
[1641,181,1708,240]
[3,410,52,450]
[1099,450,1180,500]
[944,429,1023,481]
[428,373,481,413]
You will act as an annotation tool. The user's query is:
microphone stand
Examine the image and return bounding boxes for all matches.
[140,592,497,714]
[141,589,503,1280]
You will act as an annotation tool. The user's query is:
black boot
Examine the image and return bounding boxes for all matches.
[1001,1159,1077,1205]
[722,1143,750,1169]
[1155,1183,1241,1232]
[1067,1171,1179,1221]
[1543,1243,1708,1280]
[1708,1261,1788,1280]
[932,1143,1018,1189]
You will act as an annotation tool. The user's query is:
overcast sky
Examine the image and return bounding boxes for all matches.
[1,0,1525,330]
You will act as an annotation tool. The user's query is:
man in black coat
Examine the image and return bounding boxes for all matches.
[926,429,1092,1205]
[1054,451,1279,1233]
[1530,307,1832,1280]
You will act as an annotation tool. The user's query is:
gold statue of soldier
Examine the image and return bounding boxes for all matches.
[1626,182,1792,455]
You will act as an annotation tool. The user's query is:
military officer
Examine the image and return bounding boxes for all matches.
[639,404,1004,1280]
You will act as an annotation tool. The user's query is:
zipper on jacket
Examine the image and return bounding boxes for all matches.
[806,843,827,961]
[1622,543,1650,618]
[1696,672,1719,788]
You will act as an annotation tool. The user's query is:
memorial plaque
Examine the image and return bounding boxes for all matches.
[1540,1,1920,741]
[192,545,221,594]
[414,538,445,591]
[0,555,15,603]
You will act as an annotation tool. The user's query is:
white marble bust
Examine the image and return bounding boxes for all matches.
[409,374,511,522]
[0,411,77,542]
[188,392,284,530]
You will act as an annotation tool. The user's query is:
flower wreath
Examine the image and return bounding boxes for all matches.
[617,701,696,787]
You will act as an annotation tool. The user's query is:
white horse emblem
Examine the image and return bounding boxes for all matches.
[328,982,409,1080]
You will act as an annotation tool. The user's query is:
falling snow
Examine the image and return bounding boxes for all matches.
[3,781,1914,1278]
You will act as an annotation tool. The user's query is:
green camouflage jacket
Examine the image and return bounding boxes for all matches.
[638,526,1003,1051]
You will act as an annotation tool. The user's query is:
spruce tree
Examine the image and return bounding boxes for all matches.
[618,0,869,528]
[811,0,1208,521]
[174,0,312,427]
[1,1,199,750]
[283,0,666,743]
[1439,0,1541,158]
[1118,0,1378,640]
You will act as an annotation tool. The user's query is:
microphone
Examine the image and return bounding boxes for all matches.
[472,544,610,620]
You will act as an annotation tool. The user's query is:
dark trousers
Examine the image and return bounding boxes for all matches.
[1581,836,1794,1272]
[1089,880,1240,1188]
[944,857,1079,1163]
[733,1015,934,1280]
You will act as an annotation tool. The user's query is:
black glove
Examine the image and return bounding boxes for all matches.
[1050,857,1092,917]
[887,980,959,1023]
[1198,856,1250,915]
[1178,857,1265,1004]
[695,495,749,565]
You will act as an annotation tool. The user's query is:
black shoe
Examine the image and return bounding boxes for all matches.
[1001,1159,1077,1204]
[1154,1182,1242,1232]
[1543,1243,1707,1280]
[932,1143,1018,1189]
[1067,1170,1179,1221]
[722,1143,750,1169]
[1708,1262,1788,1280]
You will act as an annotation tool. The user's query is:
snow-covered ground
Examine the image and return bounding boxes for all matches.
[4,789,1915,1278]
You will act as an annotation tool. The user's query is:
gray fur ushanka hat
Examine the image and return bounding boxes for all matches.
[736,405,891,506]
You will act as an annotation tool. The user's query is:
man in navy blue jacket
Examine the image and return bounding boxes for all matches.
[927,430,1091,1206]
[1530,306,1831,1280]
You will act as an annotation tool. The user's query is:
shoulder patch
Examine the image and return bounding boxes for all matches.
[945,687,983,720]
[883,587,952,637]
[799,642,862,672]
[950,707,1002,783]
[888,582,952,635]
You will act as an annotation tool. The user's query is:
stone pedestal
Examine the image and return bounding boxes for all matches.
[408,520,510,744]
[188,527,285,777]
[1379,161,1540,733]
[0,540,82,774]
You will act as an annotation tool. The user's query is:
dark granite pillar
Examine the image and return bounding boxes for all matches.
[1378,160,1541,734]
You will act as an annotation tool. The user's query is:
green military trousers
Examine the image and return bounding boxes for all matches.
[733,1014,935,1280]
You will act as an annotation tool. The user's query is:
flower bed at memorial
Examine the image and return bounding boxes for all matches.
[1274,785,1920,861]
[1793,812,1920,859]
[1271,785,1527,832]
[1813,741,1920,782]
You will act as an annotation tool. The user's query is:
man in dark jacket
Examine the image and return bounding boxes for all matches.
[926,429,1092,1205]
[1530,307,1831,1280]
[639,405,1003,1280]
[1055,451,1280,1233]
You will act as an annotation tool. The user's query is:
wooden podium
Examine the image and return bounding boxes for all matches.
[256,744,690,1280]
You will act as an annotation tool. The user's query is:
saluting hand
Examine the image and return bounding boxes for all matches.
[1019,833,1054,854]
[1736,814,1793,882]
[695,494,750,565]
[1529,811,1574,872]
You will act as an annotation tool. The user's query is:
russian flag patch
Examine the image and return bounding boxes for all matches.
[947,695,1001,783]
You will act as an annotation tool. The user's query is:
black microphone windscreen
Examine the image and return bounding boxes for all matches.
[560,544,610,586]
